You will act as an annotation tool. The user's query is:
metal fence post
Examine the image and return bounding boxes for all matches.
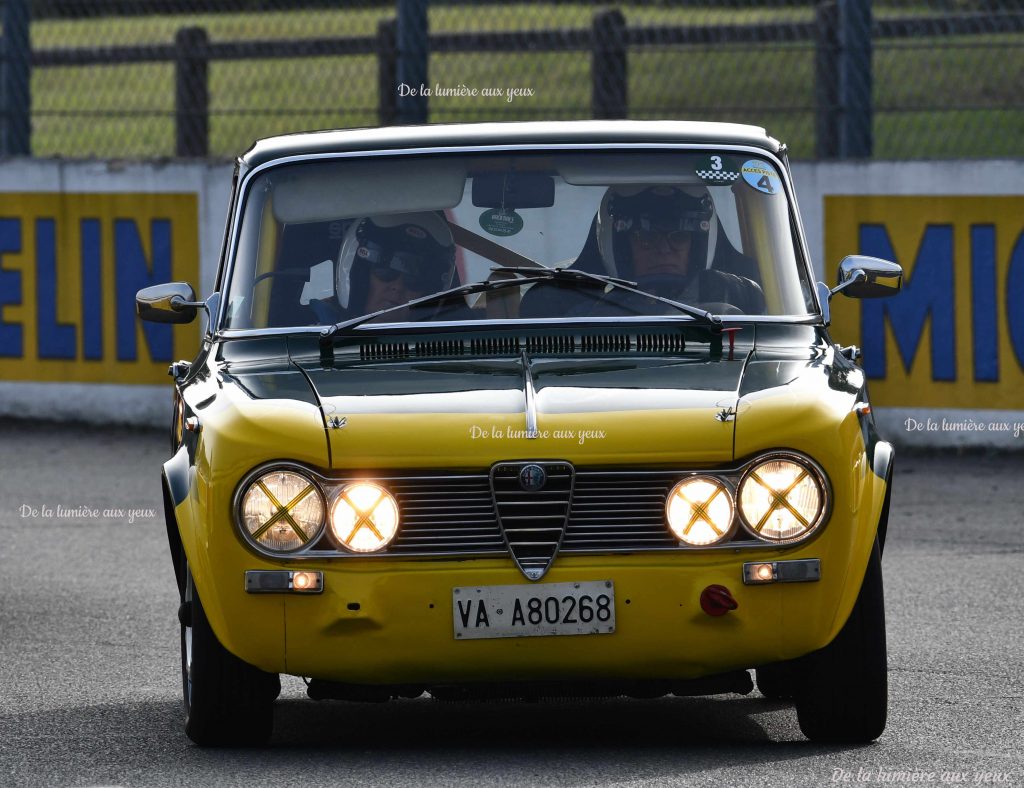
[838,0,872,158]
[1,0,31,156]
[396,0,428,124]
[378,18,398,127]
[592,9,627,120]
[175,26,209,157]
[814,1,839,159]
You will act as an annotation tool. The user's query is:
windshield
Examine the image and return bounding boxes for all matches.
[223,150,815,330]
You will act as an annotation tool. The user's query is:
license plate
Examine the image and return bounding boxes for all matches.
[452,580,615,640]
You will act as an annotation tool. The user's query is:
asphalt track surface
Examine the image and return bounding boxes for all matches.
[0,420,1021,788]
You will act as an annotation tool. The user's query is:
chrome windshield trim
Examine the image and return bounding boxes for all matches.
[217,141,820,331]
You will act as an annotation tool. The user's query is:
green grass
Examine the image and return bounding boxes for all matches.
[25,4,1024,159]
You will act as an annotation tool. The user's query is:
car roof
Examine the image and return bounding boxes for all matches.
[239,120,782,171]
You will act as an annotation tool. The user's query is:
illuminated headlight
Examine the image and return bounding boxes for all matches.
[239,470,326,553]
[330,483,400,553]
[666,477,735,546]
[737,456,828,542]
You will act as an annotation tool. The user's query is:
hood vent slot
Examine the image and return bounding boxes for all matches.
[469,336,520,356]
[526,335,575,355]
[581,334,631,353]
[416,339,464,357]
[360,342,410,360]
[636,333,686,353]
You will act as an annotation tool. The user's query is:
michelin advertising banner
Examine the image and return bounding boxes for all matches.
[796,159,1024,447]
[0,158,1020,447]
[0,193,200,385]
[827,196,1024,411]
[0,161,230,422]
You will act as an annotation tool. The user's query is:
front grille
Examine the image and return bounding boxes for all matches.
[307,474,505,556]
[304,465,749,561]
[564,472,681,550]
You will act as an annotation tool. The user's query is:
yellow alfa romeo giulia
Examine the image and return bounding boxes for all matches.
[137,121,902,746]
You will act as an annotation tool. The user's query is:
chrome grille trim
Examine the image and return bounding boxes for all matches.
[491,461,574,581]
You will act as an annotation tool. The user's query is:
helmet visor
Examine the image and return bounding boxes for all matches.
[359,241,447,293]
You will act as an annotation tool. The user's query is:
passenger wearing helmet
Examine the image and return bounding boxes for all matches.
[330,212,457,322]
[593,185,764,315]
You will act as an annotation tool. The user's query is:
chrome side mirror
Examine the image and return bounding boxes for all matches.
[834,256,903,299]
[136,282,203,324]
[816,256,902,325]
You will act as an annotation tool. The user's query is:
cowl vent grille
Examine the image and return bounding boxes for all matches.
[357,332,694,360]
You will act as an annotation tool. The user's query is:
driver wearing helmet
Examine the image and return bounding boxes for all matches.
[329,212,457,322]
[595,185,764,314]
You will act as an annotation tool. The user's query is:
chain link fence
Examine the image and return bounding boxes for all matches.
[1,0,1021,159]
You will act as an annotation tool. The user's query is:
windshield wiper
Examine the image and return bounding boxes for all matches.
[319,265,722,356]
[318,274,554,347]
[489,266,723,327]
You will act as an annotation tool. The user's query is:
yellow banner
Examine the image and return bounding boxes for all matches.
[0,193,200,385]
[827,196,1024,409]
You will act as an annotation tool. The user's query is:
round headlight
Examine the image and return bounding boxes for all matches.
[330,483,400,553]
[666,477,735,546]
[738,456,827,542]
[239,470,326,553]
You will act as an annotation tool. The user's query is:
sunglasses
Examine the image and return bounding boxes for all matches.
[370,262,426,290]
[632,228,692,251]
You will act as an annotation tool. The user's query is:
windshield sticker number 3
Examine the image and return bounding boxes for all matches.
[696,155,740,183]
[741,160,782,195]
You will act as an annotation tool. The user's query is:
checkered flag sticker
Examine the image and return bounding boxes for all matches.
[696,170,740,182]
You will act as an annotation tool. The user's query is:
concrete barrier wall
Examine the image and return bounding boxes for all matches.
[0,157,1021,448]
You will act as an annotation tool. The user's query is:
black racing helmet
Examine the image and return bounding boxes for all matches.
[596,185,714,279]
[336,213,456,311]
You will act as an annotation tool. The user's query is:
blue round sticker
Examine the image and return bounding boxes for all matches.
[741,160,782,195]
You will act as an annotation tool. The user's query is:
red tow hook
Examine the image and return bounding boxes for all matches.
[700,584,739,617]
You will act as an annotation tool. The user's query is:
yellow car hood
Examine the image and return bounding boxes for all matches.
[296,355,744,469]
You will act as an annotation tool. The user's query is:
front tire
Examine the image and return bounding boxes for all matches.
[181,566,279,746]
[795,539,888,743]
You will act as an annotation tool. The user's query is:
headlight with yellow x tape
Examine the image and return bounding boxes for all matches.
[737,455,829,543]
[665,476,736,546]
[329,483,400,553]
[239,469,327,553]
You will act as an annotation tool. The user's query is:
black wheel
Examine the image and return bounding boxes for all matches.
[795,539,888,743]
[181,565,279,746]
[756,661,798,700]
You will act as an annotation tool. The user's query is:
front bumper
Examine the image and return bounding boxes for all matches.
[179,523,879,684]
[278,553,839,683]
